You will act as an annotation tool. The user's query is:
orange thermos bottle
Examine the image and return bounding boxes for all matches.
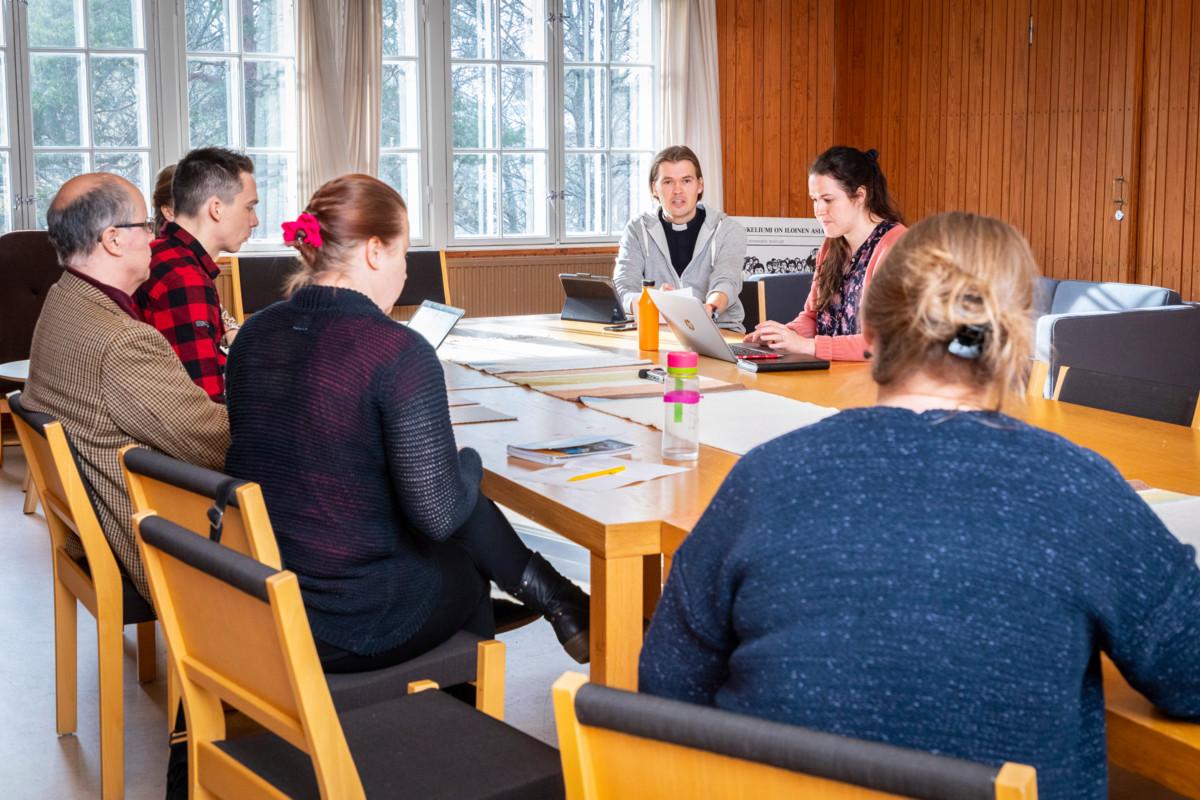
[637,279,658,351]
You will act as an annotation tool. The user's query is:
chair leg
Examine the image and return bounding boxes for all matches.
[474,640,506,720]
[166,663,180,735]
[22,471,39,515]
[97,617,125,800]
[53,577,78,736]
[136,621,156,683]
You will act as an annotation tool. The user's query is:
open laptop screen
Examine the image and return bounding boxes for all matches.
[406,300,466,349]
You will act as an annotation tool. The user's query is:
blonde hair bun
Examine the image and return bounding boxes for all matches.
[862,212,1038,408]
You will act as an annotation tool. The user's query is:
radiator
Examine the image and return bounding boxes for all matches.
[445,253,617,318]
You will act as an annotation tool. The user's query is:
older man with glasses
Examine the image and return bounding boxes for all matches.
[20,172,229,604]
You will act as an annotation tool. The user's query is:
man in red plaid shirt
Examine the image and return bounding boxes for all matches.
[137,147,258,403]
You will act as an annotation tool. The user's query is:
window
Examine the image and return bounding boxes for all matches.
[25,0,152,226]
[381,0,426,241]
[184,0,296,243]
[448,0,550,241]
[561,0,656,238]
[409,0,658,247]
[0,9,12,234]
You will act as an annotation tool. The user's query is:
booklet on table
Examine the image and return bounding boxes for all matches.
[506,435,635,464]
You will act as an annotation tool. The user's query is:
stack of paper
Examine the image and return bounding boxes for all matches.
[1139,489,1200,563]
[583,390,839,455]
[500,366,745,401]
[439,333,649,374]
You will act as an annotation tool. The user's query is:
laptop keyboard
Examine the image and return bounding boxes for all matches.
[730,343,781,359]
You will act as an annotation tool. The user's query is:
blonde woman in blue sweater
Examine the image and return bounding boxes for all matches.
[639,212,1200,799]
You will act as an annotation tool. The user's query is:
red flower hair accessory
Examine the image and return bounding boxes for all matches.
[282,212,324,248]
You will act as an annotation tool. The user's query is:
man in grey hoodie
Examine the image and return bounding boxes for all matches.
[613,145,748,332]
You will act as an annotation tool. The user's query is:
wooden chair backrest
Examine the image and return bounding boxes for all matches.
[9,392,124,600]
[552,672,1037,800]
[394,250,451,309]
[1053,365,1200,428]
[135,512,364,799]
[120,445,282,568]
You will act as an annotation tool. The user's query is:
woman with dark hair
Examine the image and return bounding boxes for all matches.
[642,211,1200,799]
[223,174,590,671]
[152,164,176,235]
[745,145,905,360]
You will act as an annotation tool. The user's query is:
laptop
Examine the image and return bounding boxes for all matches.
[648,288,830,371]
[406,300,466,349]
[559,273,632,324]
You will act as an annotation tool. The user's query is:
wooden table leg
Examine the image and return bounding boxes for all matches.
[589,553,643,690]
[643,553,662,620]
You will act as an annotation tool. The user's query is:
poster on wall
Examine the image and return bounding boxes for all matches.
[733,217,826,277]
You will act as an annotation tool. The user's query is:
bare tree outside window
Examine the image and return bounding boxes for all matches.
[381,0,425,240]
[442,0,655,244]
[185,0,296,243]
[25,0,150,227]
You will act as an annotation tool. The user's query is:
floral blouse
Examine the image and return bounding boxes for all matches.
[815,220,898,337]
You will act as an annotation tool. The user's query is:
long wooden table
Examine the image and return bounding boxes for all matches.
[446,315,1200,796]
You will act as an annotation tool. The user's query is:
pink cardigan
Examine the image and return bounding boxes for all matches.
[785,224,907,361]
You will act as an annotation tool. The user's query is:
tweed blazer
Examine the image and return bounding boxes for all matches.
[23,273,229,600]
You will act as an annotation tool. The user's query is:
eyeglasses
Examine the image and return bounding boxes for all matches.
[112,220,156,234]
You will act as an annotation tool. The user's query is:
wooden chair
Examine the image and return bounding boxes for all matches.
[120,445,505,717]
[223,254,301,324]
[1053,366,1200,428]
[395,249,452,310]
[552,672,1037,800]
[8,392,157,800]
[135,512,564,799]
[739,272,814,329]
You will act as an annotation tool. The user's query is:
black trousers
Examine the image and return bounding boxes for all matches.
[315,494,533,673]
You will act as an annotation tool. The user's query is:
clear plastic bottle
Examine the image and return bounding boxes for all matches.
[637,279,659,352]
[662,350,700,461]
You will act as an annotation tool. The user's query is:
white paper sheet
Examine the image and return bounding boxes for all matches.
[1140,490,1200,562]
[583,390,838,455]
[439,334,649,374]
[515,456,690,492]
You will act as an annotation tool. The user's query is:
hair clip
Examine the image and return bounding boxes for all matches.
[282,212,323,248]
[947,323,989,360]
[864,148,879,163]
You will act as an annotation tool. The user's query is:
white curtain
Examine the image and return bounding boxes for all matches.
[296,0,383,204]
[660,0,724,211]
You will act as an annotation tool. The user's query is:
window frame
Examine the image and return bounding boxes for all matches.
[430,0,660,250]
[381,0,431,247]
[3,0,163,232]
[177,0,299,250]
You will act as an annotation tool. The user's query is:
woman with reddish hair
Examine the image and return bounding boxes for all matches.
[223,174,589,671]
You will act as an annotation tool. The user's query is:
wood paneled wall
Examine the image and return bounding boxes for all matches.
[1136,0,1200,300]
[835,0,1143,287]
[717,0,1200,300]
[716,0,834,216]
[835,1,1034,235]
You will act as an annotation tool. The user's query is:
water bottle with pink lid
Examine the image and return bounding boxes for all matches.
[662,351,700,461]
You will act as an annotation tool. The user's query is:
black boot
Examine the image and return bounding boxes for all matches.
[509,553,590,664]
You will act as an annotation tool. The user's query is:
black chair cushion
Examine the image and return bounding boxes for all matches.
[71,554,157,625]
[214,689,564,799]
[326,629,481,712]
